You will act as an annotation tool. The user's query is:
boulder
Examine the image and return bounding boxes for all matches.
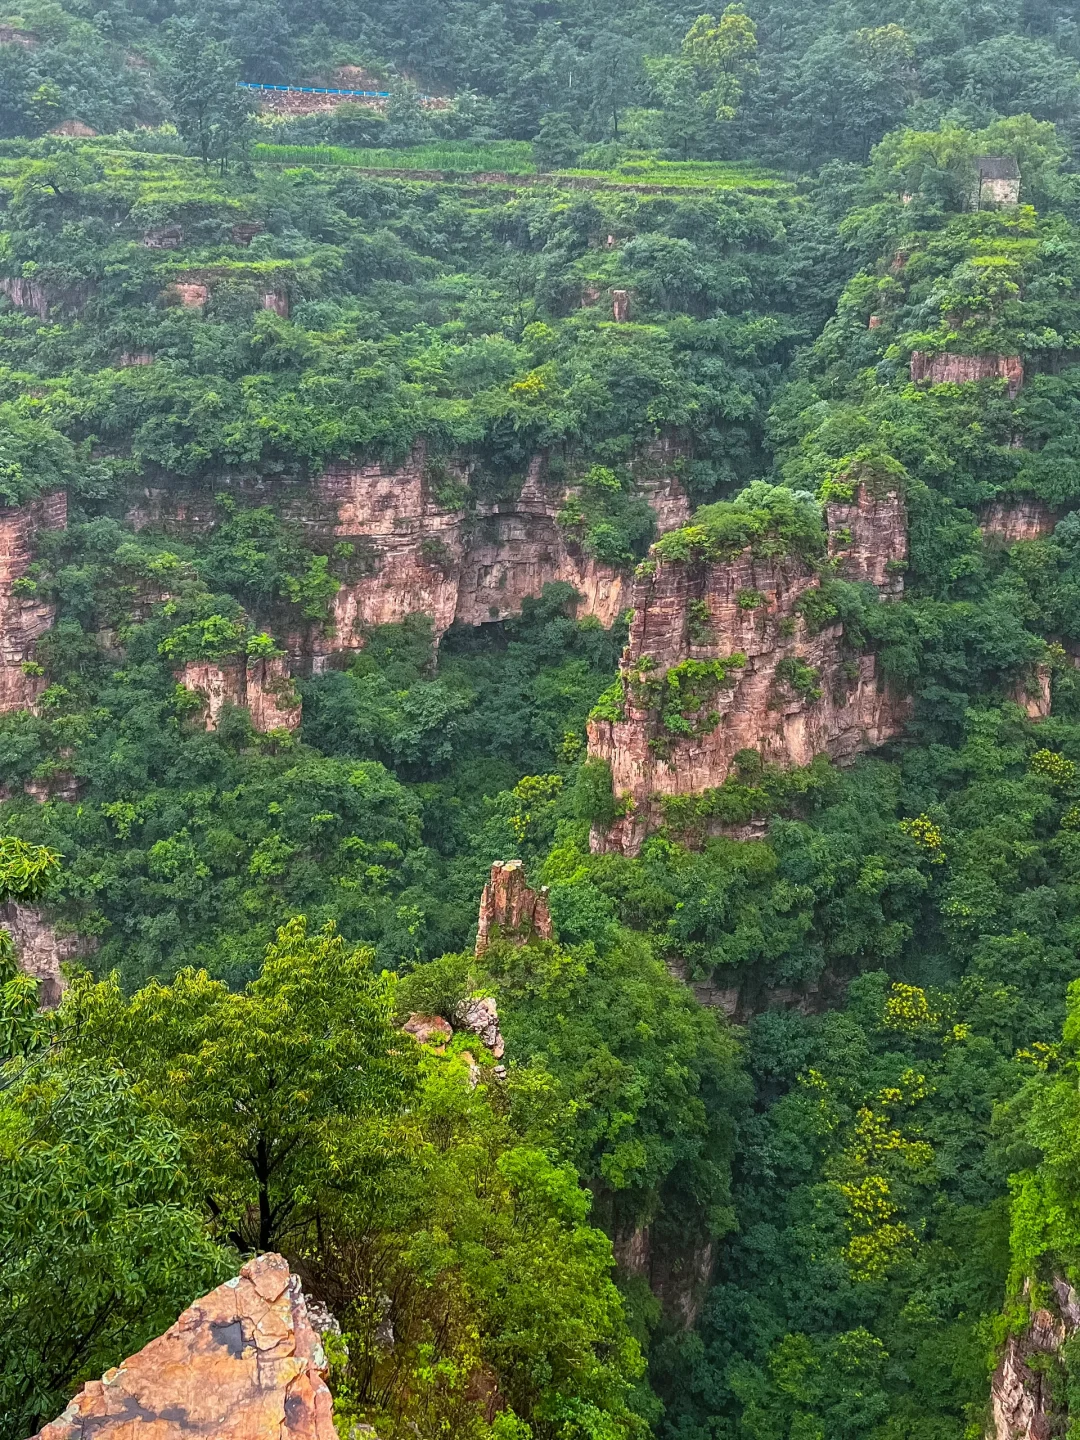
[28,1253,339,1440]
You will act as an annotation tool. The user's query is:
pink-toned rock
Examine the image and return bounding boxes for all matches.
[827,485,907,593]
[232,223,265,246]
[261,290,289,317]
[118,350,154,367]
[612,289,630,322]
[910,351,1023,396]
[308,444,691,659]
[48,119,96,137]
[0,276,50,319]
[475,860,553,953]
[0,23,37,44]
[988,1279,1080,1440]
[1,902,88,1009]
[403,1013,454,1046]
[0,491,67,712]
[178,654,301,733]
[1010,663,1051,720]
[28,1253,339,1440]
[868,314,883,329]
[588,484,911,855]
[166,281,210,309]
[980,497,1058,544]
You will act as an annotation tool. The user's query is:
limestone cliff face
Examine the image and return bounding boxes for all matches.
[30,1253,339,1440]
[308,444,691,659]
[588,486,910,856]
[177,654,301,732]
[988,1278,1080,1440]
[0,491,67,713]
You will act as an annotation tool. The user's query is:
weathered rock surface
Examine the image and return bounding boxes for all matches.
[1,902,87,1008]
[0,491,67,712]
[455,995,505,1059]
[403,1012,454,1046]
[988,1278,1080,1440]
[177,654,301,732]
[1010,662,1052,720]
[910,351,1024,396]
[980,496,1058,544]
[475,860,553,953]
[302,442,690,661]
[29,1252,339,1440]
[588,485,911,855]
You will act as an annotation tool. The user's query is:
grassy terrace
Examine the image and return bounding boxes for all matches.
[251,139,788,190]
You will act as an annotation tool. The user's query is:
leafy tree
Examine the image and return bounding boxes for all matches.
[161,23,254,169]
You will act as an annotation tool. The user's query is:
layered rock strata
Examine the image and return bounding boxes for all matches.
[910,351,1024,396]
[177,654,301,732]
[980,496,1058,544]
[988,1278,1080,1440]
[475,860,553,953]
[0,491,67,712]
[299,442,690,664]
[29,1252,339,1440]
[588,485,910,856]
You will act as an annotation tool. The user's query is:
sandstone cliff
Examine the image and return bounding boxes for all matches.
[177,654,301,732]
[988,1278,1080,1440]
[304,443,690,663]
[910,351,1024,397]
[1,902,88,1008]
[475,859,553,953]
[587,485,910,855]
[980,496,1059,544]
[0,491,67,713]
[29,1253,339,1440]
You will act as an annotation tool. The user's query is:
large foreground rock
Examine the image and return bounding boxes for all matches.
[29,1253,338,1440]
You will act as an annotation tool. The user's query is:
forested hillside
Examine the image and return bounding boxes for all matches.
[3,2,1080,1439]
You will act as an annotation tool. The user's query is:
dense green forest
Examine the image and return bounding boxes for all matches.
[4,1,1080,1438]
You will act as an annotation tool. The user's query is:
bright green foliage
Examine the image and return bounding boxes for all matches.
[61,916,412,1252]
[46,918,648,1439]
[0,1061,233,1436]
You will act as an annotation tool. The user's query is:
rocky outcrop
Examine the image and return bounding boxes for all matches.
[980,497,1058,544]
[612,289,630,322]
[165,281,210,309]
[0,277,51,319]
[0,24,37,44]
[911,351,1024,397]
[0,491,67,712]
[303,442,690,661]
[0,277,88,318]
[1,902,87,1009]
[455,995,505,1058]
[1011,663,1051,720]
[143,225,183,249]
[177,654,301,732]
[403,1013,454,1046]
[588,485,911,856]
[475,860,553,953]
[30,1252,339,1440]
[988,1278,1080,1440]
